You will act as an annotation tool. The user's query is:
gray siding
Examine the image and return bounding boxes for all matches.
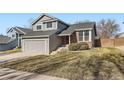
[57,21,68,32]
[7,30,22,48]
[18,38,22,48]
[32,15,58,31]
[37,15,52,22]
[21,35,61,54]
[0,39,18,51]
[49,33,61,53]
[7,30,17,40]
[33,21,57,31]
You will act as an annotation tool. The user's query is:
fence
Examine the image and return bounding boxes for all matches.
[95,37,124,47]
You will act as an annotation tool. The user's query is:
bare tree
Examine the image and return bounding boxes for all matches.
[97,19,120,38]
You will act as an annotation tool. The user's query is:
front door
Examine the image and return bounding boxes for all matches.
[61,36,69,45]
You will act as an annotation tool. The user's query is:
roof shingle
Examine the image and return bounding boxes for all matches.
[22,30,57,38]
[16,27,33,34]
[7,27,33,35]
[59,22,96,36]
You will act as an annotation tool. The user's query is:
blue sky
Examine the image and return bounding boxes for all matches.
[0,13,124,35]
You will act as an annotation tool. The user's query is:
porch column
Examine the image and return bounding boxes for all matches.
[69,35,71,45]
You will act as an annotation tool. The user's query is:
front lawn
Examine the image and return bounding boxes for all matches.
[0,47,124,80]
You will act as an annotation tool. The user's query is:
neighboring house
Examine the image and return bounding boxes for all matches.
[116,32,124,38]
[7,27,33,47]
[0,27,32,51]
[21,14,97,55]
[0,35,17,51]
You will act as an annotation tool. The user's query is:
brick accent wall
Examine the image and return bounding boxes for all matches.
[60,31,94,48]
[61,36,69,45]
[70,32,93,48]
[70,32,77,43]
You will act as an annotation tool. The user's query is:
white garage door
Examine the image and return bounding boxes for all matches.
[23,39,47,54]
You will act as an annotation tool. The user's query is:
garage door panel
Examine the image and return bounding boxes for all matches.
[23,39,47,54]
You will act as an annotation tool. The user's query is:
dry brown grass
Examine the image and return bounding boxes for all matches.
[0,47,124,80]
[0,48,21,55]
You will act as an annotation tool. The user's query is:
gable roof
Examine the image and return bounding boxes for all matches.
[58,22,96,36]
[16,27,33,34]
[22,22,96,38]
[32,14,69,26]
[0,35,11,44]
[12,27,25,34]
[22,30,58,38]
[7,27,33,35]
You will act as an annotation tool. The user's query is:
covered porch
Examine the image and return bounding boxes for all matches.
[59,32,77,45]
[58,22,96,48]
[58,30,93,48]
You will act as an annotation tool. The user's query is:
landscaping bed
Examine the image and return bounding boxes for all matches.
[0,47,124,80]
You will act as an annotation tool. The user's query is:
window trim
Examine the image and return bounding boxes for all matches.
[45,22,52,28]
[78,30,90,42]
[36,25,42,30]
[84,31,90,41]
[79,31,83,42]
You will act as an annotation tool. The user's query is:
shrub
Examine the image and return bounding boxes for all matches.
[69,42,89,51]
[79,42,89,50]
[68,43,81,51]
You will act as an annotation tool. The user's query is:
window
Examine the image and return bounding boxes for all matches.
[46,22,52,28]
[78,30,90,42]
[84,31,89,41]
[79,31,83,41]
[12,34,15,37]
[37,25,42,30]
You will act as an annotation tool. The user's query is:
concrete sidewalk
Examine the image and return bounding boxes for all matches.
[0,67,65,80]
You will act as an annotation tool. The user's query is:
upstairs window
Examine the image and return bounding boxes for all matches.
[37,25,42,30]
[46,22,52,28]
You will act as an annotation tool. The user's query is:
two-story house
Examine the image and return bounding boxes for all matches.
[21,14,97,55]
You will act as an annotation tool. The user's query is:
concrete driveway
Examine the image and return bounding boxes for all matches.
[0,52,43,62]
